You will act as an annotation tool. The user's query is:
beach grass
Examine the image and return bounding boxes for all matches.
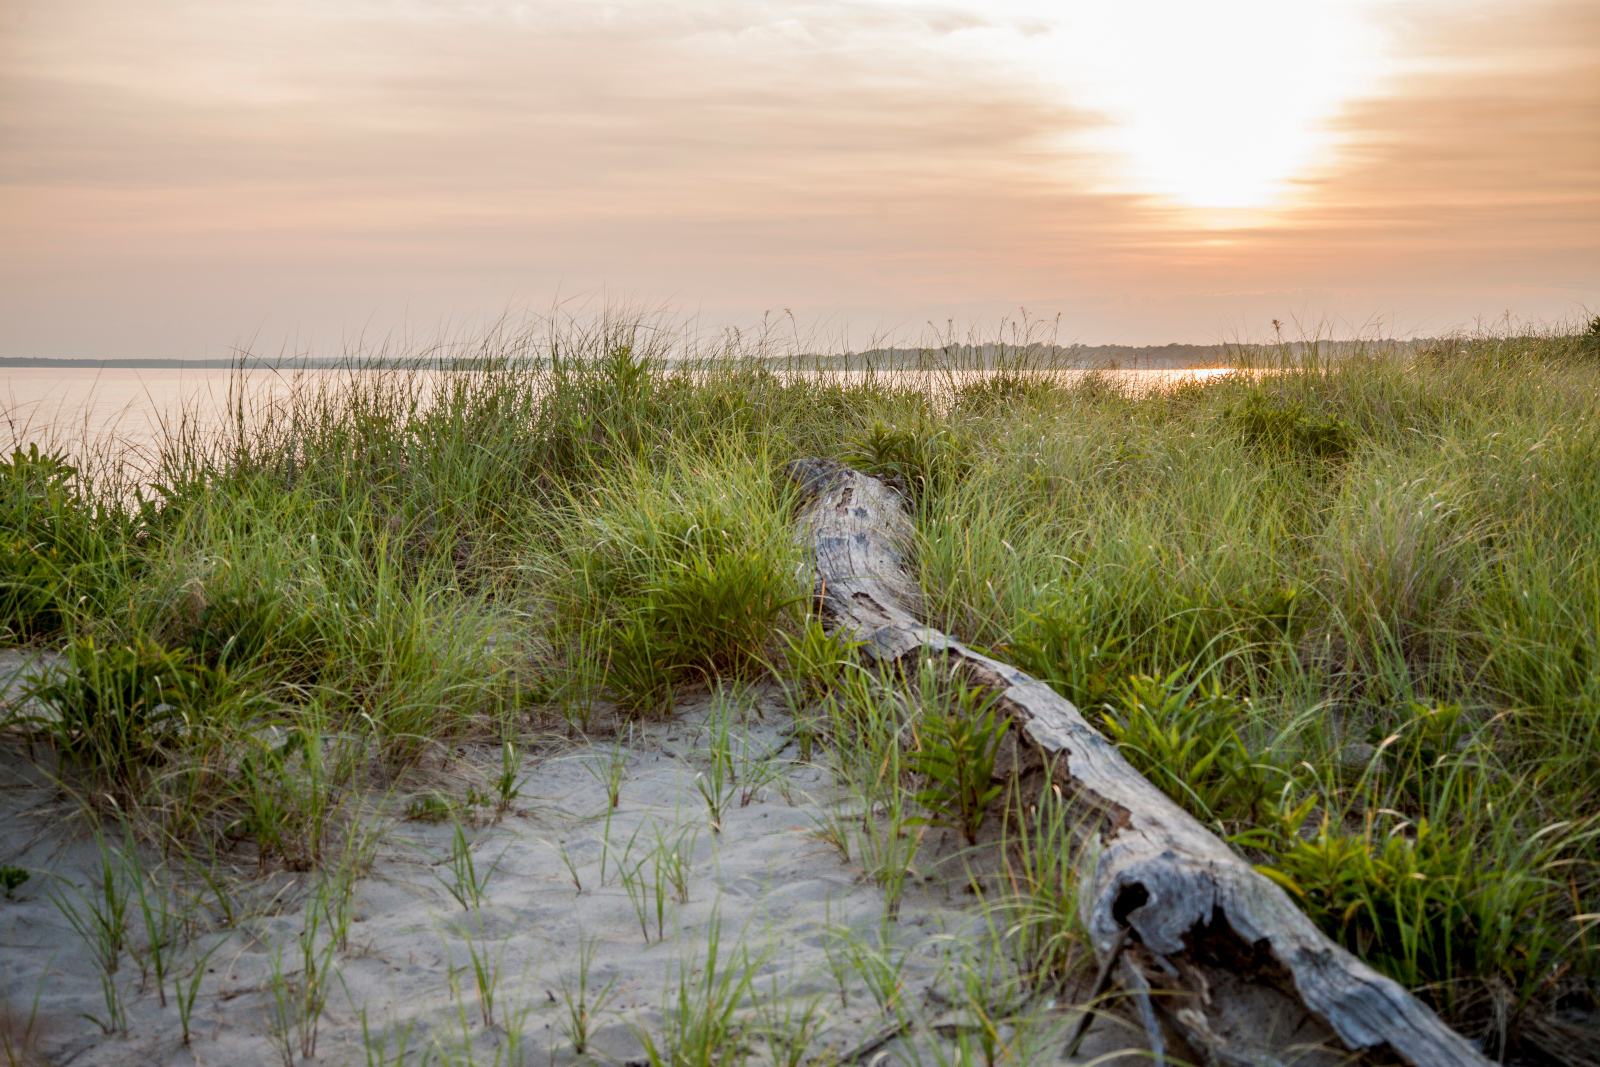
[2,316,1598,1060]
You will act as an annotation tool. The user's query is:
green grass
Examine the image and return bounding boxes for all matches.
[902,332,1600,1060]
[2,319,1598,1060]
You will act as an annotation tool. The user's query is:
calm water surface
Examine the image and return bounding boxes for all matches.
[2,368,416,475]
[2,365,1235,479]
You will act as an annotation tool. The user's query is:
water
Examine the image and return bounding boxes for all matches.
[2,364,1236,480]
[2,367,392,478]
[4,367,253,448]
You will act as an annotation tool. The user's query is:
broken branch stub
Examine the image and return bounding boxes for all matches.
[785,457,1486,1067]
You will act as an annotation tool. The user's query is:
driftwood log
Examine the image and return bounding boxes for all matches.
[786,458,1487,1067]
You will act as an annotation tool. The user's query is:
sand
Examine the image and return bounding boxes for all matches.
[1,652,1144,1065]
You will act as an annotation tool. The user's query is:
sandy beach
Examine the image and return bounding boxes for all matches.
[1,656,1142,1065]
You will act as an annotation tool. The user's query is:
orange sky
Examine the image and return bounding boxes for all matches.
[1,0,1596,356]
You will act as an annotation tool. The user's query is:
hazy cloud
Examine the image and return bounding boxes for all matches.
[0,0,1594,354]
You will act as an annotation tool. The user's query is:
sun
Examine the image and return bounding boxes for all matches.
[1038,1,1390,213]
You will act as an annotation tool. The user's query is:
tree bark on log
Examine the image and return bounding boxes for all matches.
[786,458,1488,1067]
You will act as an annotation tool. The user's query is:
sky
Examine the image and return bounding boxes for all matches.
[1,0,1596,357]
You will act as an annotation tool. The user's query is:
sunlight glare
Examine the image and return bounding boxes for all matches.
[955,0,1392,213]
[1065,2,1389,210]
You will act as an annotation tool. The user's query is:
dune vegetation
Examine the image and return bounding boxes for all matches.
[3,317,1599,1063]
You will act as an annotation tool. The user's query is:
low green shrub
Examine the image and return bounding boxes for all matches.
[845,418,972,497]
[908,671,1008,846]
[0,445,125,640]
[1264,817,1475,981]
[1230,391,1353,464]
[1099,671,1281,832]
[1580,314,1600,358]
[177,584,320,674]
[553,452,805,713]
[953,372,1065,415]
[1259,808,1582,1024]
[529,341,665,486]
[1006,602,1126,708]
[21,636,244,799]
[0,529,68,640]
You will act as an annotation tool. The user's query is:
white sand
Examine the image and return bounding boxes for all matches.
[1,658,1145,1065]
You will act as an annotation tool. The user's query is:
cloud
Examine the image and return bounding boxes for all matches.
[1292,0,1600,255]
[0,0,1594,355]
[1,1,1094,190]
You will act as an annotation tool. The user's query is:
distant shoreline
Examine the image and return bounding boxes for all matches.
[0,340,1423,372]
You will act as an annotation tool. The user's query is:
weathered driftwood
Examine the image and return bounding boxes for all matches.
[786,458,1487,1067]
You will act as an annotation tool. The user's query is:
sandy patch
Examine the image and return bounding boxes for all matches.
[1,679,1145,1065]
